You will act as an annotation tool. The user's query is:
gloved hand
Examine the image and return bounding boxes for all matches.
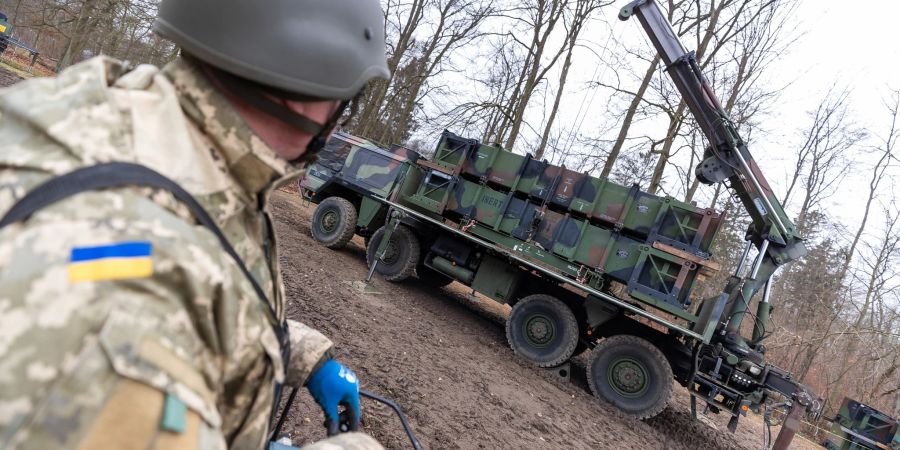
[307,359,361,435]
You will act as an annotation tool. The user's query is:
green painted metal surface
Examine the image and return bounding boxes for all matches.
[396,131,723,315]
[0,13,12,52]
[432,131,724,256]
[469,254,520,303]
[826,397,900,450]
[357,196,382,228]
[299,132,418,200]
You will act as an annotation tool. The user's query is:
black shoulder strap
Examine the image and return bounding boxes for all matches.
[0,162,287,348]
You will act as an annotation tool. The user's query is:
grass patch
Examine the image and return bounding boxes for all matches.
[0,48,55,78]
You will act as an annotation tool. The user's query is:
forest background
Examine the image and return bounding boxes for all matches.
[1,0,897,419]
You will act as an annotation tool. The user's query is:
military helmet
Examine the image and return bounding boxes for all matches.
[154,0,390,100]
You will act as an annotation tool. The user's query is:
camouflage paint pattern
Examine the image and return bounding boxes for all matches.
[417,166,701,306]
[299,132,416,200]
[826,397,900,450]
[460,142,526,188]
[0,57,381,450]
[428,130,723,256]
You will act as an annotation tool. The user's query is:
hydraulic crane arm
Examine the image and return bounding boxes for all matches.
[620,0,807,345]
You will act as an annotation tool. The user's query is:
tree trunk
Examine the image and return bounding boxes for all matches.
[599,56,659,179]
[534,32,576,160]
[503,0,567,151]
[356,0,426,137]
[56,0,102,71]
[647,102,686,194]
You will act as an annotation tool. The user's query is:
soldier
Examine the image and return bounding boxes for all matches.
[0,0,389,449]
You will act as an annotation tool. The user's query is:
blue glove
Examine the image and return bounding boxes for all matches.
[307,359,361,435]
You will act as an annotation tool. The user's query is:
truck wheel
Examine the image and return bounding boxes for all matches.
[587,334,672,419]
[366,225,420,282]
[311,197,357,249]
[506,294,579,367]
[417,265,454,288]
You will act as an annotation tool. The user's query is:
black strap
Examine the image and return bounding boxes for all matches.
[201,64,351,163]
[210,67,326,135]
[0,162,288,356]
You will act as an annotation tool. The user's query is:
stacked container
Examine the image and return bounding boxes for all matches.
[399,130,724,309]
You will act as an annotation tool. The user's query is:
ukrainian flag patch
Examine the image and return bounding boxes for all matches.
[68,241,154,283]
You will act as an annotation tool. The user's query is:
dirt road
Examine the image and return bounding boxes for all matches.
[270,189,819,450]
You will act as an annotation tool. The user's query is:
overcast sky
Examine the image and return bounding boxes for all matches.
[592,0,900,233]
[743,0,900,230]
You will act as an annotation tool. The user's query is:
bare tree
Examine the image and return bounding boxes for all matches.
[492,0,569,151]
[533,0,610,160]
[355,0,428,137]
[366,0,495,144]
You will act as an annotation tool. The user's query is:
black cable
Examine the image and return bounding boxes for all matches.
[269,387,421,450]
[270,387,299,442]
[360,390,423,450]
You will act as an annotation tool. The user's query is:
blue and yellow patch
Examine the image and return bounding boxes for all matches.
[68,241,153,283]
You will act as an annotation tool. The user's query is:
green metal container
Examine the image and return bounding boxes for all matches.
[461,142,527,189]
[431,130,723,256]
[826,397,899,450]
[431,130,478,171]
[430,173,701,306]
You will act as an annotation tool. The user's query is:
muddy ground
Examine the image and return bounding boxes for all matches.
[0,64,23,87]
[271,189,820,450]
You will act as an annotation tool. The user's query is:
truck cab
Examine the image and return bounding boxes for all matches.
[298,131,421,249]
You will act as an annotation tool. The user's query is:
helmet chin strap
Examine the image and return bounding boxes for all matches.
[288,99,350,166]
[205,64,350,165]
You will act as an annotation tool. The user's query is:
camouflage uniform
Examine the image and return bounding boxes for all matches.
[0,57,380,449]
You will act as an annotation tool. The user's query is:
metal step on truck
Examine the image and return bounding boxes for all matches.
[300,1,824,447]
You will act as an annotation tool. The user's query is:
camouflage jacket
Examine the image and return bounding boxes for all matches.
[0,57,370,449]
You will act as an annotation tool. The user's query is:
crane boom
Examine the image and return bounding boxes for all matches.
[619,0,807,347]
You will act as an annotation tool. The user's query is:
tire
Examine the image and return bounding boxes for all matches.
[417,264,454,288]
[587,334,673,419]
[310,197,357,249]
[366,225,420,282]
[506,294,579,368]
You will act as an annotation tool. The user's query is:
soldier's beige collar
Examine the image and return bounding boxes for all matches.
[161,58,303,200]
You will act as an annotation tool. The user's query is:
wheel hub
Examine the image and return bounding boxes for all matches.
[608,358,648,398]
[523,314,555,347]
[381,238,400,265]
[321,210,339,233]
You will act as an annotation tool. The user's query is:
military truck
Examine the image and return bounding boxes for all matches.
[824,398,900,450]
[0,13,12,55]
[306,1,821,446]
[298,131,421,250]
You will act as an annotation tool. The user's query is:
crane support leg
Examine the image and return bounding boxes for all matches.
[772,401,806,450]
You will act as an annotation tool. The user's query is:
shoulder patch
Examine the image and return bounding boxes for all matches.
[68,241,153,283]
